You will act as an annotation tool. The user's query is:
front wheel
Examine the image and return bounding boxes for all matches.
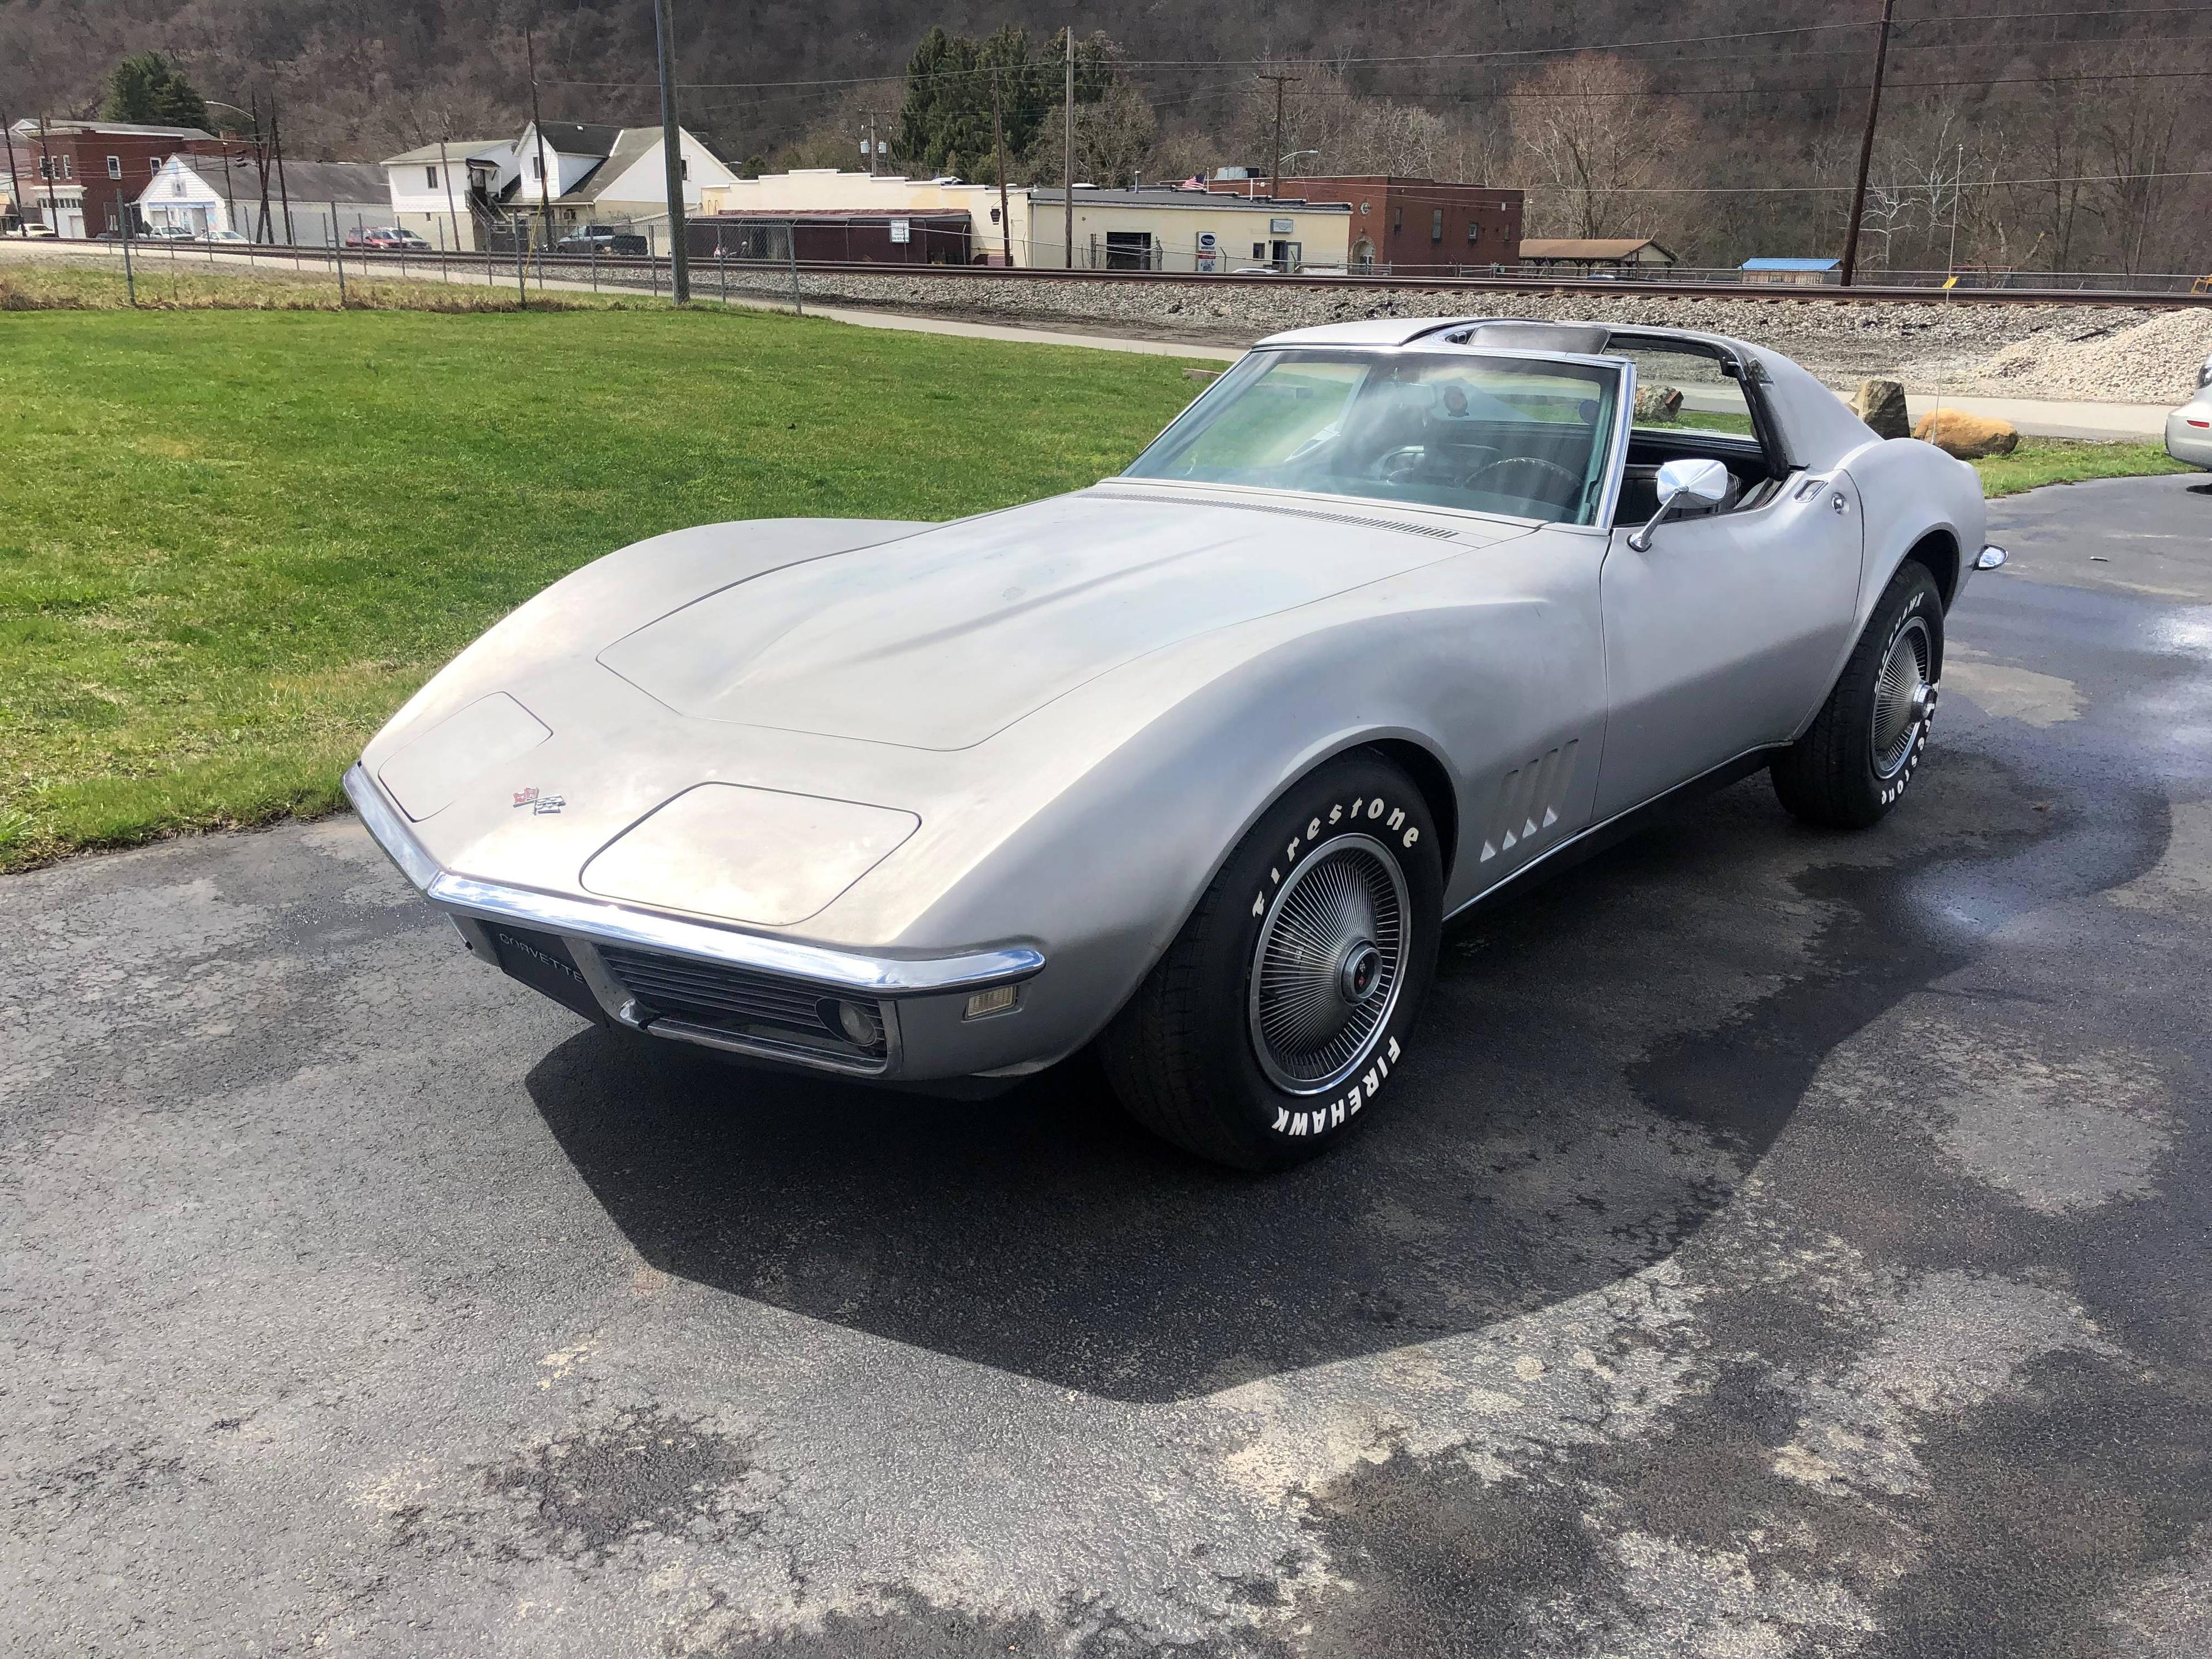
[1771,560,1945,829]
[1100,753,1442,1171]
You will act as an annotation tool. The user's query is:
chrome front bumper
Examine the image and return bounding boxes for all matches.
[343,764,1046,1080]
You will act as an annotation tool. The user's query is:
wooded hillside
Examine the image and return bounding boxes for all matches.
[3,1,2205,274]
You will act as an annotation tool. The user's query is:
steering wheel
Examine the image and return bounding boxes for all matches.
[1465,456,1582,504]
[1373,444,1429,483]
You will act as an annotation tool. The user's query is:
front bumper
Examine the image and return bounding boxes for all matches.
[343,764,1047,1081]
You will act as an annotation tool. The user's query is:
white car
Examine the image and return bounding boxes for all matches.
[349,319,1998,1169]
[2168,354,2212,469]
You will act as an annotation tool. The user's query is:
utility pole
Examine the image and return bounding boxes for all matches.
[438,127,461,253]
[37,113,58,236]
[248,93,272,242]
[1,113,25,237]
[652,0,690,303]
[992,69,1011,267]
[1838,0,1897,287]
[1259,73,1298,201]
[867,109,878,177]
[1063,27,1074,269]
[526,22,553,255]
[271,93,294,246]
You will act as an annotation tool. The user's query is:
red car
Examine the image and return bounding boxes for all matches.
[344,226,430,251]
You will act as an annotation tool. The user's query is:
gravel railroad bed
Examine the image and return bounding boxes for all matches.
[732,268,2212,404]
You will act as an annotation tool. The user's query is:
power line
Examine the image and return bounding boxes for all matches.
[533,6,2212,93]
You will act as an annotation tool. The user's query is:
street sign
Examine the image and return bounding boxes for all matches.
[1270,217,1294,234]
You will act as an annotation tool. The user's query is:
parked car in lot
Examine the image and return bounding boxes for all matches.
[2166,353,2212,471]
[199,229,249,245]
[556,223,648,256]
[8,222,58,238]
[145,224,198,240]
[349,319,2001,1169]
[344,226,430,251]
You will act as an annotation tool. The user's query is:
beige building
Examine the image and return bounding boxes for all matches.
[703,171,1353,272]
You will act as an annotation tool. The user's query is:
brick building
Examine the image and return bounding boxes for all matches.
[5,119,225,238]
[1207,173,1524,275]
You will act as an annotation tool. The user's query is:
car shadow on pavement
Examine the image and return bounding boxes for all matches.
[524,738,2141,1404]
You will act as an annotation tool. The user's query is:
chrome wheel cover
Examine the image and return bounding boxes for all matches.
[1248,834,1409,1095]
[1871,615,1934,780]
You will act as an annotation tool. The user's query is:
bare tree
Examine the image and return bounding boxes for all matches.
[1506,55,1694,240]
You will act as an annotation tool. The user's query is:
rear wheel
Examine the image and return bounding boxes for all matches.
[1101,753,1442,1171]
[1771,560,1944,829]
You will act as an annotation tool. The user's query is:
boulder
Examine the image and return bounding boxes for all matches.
[1850,377,1912,439]
[1915,408,2019,459]
[1634,383,1683,422]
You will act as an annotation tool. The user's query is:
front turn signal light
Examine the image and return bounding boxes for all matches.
[964,984,1019,1020]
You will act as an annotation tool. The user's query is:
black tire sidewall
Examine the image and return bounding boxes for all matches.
[1179,756,1442,1167]
[1843,567,1944,820]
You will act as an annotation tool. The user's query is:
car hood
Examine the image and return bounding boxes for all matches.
[594,491,1476,750]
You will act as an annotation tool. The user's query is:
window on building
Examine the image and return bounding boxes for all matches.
[1252,241,1266,258]
[530,155,542,179]
[681,157,690,180]
[107,155,122,179]
[1467,222,1479,245]
[426,166,438,189]
[1392,206,1402,231]
[1430,208,1443,242]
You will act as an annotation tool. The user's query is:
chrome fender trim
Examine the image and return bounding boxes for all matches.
[342,764,1046,995]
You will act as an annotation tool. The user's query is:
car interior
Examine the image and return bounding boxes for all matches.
[1605,331,1788,527]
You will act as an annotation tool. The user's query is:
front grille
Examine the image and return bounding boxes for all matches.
[599,945,888,1062]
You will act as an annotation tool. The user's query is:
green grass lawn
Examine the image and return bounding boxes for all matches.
[1973,437,2193,498]
[0,304,1203,869]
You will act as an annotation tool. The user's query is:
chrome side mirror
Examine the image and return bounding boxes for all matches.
[1627,457,1730,552]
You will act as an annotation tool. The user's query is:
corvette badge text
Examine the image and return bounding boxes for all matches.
[512,788,566,816]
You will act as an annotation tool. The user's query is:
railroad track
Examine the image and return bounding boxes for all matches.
[105,241,2212,309]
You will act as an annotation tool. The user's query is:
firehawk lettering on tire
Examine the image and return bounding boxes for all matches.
[346,317,1993,1169]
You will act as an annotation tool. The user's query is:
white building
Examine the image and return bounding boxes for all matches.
[136,156,389,246]
[383,138,513,251]
[703,170,1354,271]
[383,124,736,251]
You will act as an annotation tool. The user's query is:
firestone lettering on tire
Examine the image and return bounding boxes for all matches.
[1251,793,1414,922]
[1271,1035,1403,1136]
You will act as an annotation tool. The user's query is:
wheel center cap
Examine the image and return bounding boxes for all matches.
[1910,681,1938,724]
[1339,940,1383,1004]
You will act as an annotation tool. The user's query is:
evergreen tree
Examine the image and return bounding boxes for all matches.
[892,26,1120,181]
[100,52,212,131]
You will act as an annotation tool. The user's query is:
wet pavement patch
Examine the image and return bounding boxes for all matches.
[472,1406,763,1567]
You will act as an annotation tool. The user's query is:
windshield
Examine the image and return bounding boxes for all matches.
[1123,349,1624,525]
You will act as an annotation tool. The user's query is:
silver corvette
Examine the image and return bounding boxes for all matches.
[347,318,2002,1169]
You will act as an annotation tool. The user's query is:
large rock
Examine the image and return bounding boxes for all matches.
[1850,377,1911,438]
[1915,408,2019,459]
[1634,383,1683,422]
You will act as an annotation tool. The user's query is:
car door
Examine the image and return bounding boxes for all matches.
[1593,342,1863,819]
[1596,476,1863,819]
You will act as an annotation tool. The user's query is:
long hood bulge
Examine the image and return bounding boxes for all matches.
[596,497,1456,750]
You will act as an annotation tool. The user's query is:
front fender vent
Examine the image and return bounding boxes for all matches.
[1478,740,1581,863]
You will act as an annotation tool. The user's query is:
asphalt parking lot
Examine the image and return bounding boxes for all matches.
[5,473,2210,1657]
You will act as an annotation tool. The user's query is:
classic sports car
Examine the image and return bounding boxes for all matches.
[347,319,2005,1169]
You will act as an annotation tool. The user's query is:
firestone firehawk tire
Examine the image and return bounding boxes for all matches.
[1771,560,1945,830]
[1101,753,1442,1171]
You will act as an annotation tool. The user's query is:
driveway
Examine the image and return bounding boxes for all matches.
[5,476,2210,1657]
